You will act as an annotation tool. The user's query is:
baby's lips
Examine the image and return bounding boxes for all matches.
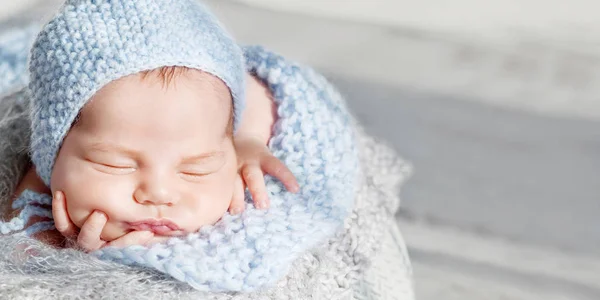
[127,219,184,236]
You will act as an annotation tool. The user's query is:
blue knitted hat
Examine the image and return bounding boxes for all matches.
[28,0,246,186]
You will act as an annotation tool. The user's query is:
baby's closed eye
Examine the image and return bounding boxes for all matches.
[85,158,137,175]
[179,159,225,179]
[178,152,226,177]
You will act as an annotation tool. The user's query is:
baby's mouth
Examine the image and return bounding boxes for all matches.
[127,219,184,236]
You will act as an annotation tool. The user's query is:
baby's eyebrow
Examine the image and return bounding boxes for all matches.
[180,151,225,164]
[87,142,224,163]
[88,142,138,157]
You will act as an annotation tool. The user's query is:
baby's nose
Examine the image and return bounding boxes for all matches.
[133,177,180,206]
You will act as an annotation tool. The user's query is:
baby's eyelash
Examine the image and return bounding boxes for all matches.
[87,159,136,174]
[93,161,135,170]
[107,165,135,170]
[98,164,136,172]
[180,172,209,178]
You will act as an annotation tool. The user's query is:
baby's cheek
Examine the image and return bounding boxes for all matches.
[52,163,91,227]
[63,182,118,228]
[181,176,235,231]
[209,164,238,216]
[57,168,131,228]
[63,180,133,242]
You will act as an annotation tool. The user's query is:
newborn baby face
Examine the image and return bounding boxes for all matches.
[50,68,237,242]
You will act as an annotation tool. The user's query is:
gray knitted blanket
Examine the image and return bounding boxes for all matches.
[0,87,414,299]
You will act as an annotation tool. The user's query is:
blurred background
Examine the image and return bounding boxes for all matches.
[1,0,599,299]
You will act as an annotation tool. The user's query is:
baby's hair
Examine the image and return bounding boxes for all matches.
[72,66,234,136]
[140,66,189,88]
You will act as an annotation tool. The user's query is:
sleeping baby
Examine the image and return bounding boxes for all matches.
[13,0,299,250]
[3,0,358,291]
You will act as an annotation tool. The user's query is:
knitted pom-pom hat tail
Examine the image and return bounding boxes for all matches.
[28,0,246,186]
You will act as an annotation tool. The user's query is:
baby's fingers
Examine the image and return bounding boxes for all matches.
[77,211,107,252]
[106,230,154,248]
[228,175,245,215]
[261,155,299,193]
[52,191,78,238]
[242,164,268,209]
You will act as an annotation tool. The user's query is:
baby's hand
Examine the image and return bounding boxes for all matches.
[52,191,154,252]
[229,137,299,214]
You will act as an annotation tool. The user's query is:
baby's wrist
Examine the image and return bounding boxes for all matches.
[234,132,270,147]
[235,74,276,146]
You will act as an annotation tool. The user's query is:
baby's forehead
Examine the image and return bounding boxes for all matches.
[73,66,234,133]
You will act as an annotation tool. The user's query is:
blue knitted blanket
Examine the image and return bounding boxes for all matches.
[0,26,358,292]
